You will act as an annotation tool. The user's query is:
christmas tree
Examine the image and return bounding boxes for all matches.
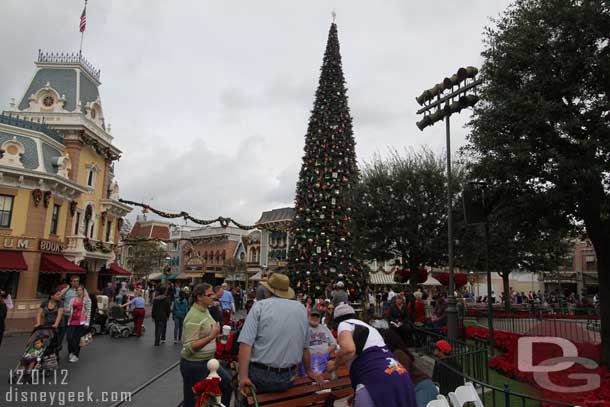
[288,22,365,299]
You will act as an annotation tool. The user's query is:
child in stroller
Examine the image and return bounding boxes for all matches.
[14,326,60,380]
[20,337,45,371]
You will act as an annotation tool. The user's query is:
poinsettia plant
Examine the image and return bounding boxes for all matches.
[192,377,222,407]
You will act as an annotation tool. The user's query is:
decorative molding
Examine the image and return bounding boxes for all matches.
[26,83,68,114]
[54,153,72,178]
[0,137,25,168]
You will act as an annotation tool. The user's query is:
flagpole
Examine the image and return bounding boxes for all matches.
[79,0,88,59]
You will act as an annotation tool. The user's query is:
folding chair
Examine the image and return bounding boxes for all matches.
[426,394,451,407]
[448,382,484,407]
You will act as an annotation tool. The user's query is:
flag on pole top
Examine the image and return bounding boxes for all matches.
[79,3,87,33]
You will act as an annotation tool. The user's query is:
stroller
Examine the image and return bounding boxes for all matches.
[91,295,109,335]
[12,326,60,382]
[107,305,144,338]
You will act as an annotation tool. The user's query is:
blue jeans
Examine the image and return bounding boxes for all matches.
[180,358,233,407]
[173,316,184,341]
[415,379,440,407]
[249,364,297,393]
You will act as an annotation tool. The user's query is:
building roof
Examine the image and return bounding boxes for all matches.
[128,220,170,240]
[256,207,294,225]
[18,52,101,115]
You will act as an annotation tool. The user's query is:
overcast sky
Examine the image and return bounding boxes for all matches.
[0,0,513,225]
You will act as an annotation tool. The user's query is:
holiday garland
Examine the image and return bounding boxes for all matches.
[119,199,256,230]
[83,238,114,253]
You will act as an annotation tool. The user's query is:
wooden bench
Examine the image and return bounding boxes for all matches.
[246,367,353,407]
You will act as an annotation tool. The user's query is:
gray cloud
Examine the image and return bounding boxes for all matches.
[0,0,513,225]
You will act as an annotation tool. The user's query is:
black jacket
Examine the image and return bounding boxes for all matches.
[151,295,171,321]
[432,357,464,395]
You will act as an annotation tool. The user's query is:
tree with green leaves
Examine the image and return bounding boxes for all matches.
[222,257,247,284]
[288,22,365,298]
[457,188,571,311]
[126,240,168,281]
[352,148,464,282]
[464,0,610,364]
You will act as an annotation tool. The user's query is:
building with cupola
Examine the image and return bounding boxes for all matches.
[0,51,131,329]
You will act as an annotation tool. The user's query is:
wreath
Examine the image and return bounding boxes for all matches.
[43,191,52,208]
[32,189,43,207]
[85,205,93,221]
[70,201,78,216]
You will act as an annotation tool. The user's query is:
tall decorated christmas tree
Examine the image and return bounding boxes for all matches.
[288,21,365,299]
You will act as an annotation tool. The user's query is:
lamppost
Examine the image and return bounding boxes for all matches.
[415,66,482,340]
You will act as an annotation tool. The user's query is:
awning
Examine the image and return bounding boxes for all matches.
[419,275,442,286]
[100,263,132,276]
[147,272,163,280]
[111,263,131,276]
[0,251,28,271]
[250,271,263,281]
[162,273,178,280]
[175,272,193,280]
[225,274,246,281]
[40,254,86,274]
[368,271,397,285]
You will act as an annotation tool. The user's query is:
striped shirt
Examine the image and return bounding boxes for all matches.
[180,303,216,362]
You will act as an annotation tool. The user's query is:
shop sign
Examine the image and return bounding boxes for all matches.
[39,239,63,254]
[2,237,34,250]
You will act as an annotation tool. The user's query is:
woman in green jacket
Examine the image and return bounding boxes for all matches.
[180,283,232,407]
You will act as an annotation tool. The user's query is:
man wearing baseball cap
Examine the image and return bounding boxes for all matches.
[432,340,464,395]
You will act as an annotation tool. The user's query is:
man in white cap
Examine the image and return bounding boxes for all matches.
[238,273,323,396]
[331,281,348,307]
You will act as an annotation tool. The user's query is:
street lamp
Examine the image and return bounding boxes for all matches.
[415,66,482,340]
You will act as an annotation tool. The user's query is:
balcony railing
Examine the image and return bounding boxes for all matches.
[65,236,115,256]
[38,50,101,82]
[0,113,63,144]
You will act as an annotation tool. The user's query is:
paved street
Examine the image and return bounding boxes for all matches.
[0,317,184,407]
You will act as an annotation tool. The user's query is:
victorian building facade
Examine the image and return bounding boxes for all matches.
[1,51,131,327]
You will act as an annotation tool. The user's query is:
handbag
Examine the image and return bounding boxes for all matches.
[80,331,93,347]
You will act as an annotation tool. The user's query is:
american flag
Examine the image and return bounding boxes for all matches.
[79,3,87,33]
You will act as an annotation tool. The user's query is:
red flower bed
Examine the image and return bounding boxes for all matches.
[465,326,608,407]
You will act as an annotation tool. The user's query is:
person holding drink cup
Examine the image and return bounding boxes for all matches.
[180,283,233,407]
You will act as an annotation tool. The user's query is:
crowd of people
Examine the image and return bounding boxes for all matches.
[7,271,600,406]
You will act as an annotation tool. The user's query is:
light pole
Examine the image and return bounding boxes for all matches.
[415,66,481,340]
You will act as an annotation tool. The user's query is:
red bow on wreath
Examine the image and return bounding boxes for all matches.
[192,377,221,407]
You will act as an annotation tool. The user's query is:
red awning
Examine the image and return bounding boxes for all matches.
[0,251,28,271]
[110,263,131,276]
[100,263,132,276]
[40,254,86,274]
